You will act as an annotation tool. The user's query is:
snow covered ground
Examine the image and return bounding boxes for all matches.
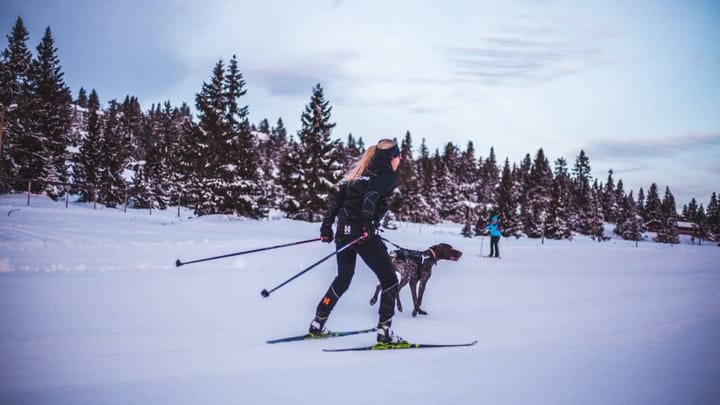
[1,194,719,404]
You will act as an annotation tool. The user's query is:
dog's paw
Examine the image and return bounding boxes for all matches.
[413,308,427,316]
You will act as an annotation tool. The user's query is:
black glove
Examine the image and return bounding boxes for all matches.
[320,222,334,243]
[362,222,377,240]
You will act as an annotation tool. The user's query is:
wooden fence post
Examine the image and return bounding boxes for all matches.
[65,185,70,208]
[26,180,31,206]
[177,194,181,218]
[149,195,153,216]
[93,188,97,210]
[124,189,128,213]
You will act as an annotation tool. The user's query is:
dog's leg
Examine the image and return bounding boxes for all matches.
[409,279,421,317]
[395,276,408,312]
[415,278,428,315]
[369,284,382,306]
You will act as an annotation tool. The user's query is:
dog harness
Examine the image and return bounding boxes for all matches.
[393,248,437,267]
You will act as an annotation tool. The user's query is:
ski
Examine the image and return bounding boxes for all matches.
[267,327,377,344]
[323,340,478,352]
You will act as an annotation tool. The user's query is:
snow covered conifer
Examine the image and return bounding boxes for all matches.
[29,26,73,198]
[288,83,342,222]
[0,17,34,191]
[546,157,572,239]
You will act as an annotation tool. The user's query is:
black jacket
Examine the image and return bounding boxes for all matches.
[323,149,398,226]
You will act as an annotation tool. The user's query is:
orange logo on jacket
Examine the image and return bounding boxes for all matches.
[322,297,331,305]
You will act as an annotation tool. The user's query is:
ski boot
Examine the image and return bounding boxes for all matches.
[307,315,328,337]
[375,320,408,348]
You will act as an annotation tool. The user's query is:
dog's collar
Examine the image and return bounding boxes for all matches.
[423,248,438,266]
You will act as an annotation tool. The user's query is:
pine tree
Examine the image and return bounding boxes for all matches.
[496,158,522,237]
[165,103,193,206]
[279,138,304,215]
[613,179,626,227]
[522,148,553,238]
[255,117,287,210]
[174,106,203,211]
[704,192,719,241]
[621,191,643,246]
[96,100,129,206]
[457,141,478,235]
[457,141,478,197]
[682,198,699,222]
[546,157,572,239]
[119,96,144,158]
[190,56,265,216]
[288,83,342,221]
[73,89,103,202]
[75,87,88,107]
[1,17,34,191]
[130,103,158,208]
[636,188,646,224]
[438,142,463,221]
[476,147,499,206]
[28,26,73,198]
[344,132,363,166]
[192,59,226,214]
[601,169,618,223]
[694,205,709,244]
[571,150,592,233]
[644,183,662,223]
[391,131,426,223]
[68,87,88,147]
[224,55,265,217]
[589,180,605,240]
[416,139,440,223]
[656,186,679,244]
[132,101,185,209]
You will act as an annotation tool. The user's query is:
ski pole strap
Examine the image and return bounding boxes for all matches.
[261,235,364,298]
[176,237,321,267]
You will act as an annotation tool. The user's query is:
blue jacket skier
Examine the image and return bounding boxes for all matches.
[485,215,501,258]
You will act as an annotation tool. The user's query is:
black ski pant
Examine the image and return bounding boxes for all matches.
[489,236,500,257]
[315,236,398,325]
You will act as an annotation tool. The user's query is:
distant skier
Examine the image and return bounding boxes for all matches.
[484,215,501,258]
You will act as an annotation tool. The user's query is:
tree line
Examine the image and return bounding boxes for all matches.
[1,17,719,244]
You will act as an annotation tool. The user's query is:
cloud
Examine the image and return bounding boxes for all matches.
[586,133,720,160]
[243,49,357,99]
[446,35,600,86]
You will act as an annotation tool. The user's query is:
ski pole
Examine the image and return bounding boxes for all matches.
[261,235,365,298]
[175,237,321,267]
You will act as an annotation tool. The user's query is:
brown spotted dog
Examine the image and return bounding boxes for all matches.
[370,243,462,317]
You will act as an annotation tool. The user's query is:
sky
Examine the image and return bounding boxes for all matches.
[2,0,719,207]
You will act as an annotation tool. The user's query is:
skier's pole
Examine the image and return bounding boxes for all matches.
[261,235,365,298]
[175,237,321,267]
[480,235,484,257]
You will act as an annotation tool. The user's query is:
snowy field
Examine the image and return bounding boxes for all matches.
[1,194,719,405]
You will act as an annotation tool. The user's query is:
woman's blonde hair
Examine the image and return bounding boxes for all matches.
[344,138,397,182]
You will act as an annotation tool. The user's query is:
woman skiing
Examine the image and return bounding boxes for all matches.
[309,138,403,344]
[485,215,502,258]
